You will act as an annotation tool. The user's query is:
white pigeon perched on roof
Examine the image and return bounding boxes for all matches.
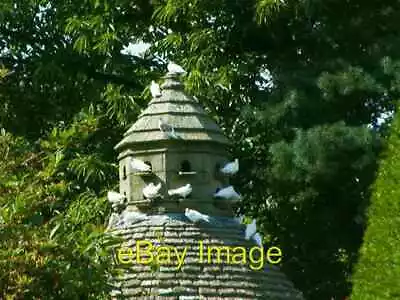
[143,182,162,199]
[185,208,210,223]
[158,118,181,139]
[220,158,239,175]
[150,80,162,98]
[116,210,147,229]
[130,158,151,173]
[168,183,192,198]
[245,219,257,240]
[252,232,263,246]
[167,62,186,75]
[213,185,241,201]
[107,191,126,209]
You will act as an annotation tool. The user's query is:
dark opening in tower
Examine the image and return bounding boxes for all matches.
[180,160,191,172]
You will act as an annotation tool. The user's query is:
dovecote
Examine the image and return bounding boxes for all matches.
[114,73,234,216]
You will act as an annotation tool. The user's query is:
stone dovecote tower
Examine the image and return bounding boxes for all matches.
[114,72,232,217]
[109,72,304,299]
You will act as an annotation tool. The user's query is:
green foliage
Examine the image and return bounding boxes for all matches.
[1,0,400,298]
[0,0,153,139]
[267,122,380,296]
[0,0,152,297]
[0,65,11,80]
[351,104,400,299]
[255,0,284,25]
[0,123,122,299]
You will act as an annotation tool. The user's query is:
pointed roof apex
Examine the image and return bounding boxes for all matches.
[160,72,184,90]
[114,72,230,152]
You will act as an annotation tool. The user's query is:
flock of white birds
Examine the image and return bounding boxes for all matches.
[106,62,263,246]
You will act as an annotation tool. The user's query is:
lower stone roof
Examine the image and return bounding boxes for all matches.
[108,214,304,299]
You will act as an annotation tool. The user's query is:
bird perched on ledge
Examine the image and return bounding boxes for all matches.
[220,158,239,175]
[185,208,210,224]
[143,182,162,200]
[130,158,151,173]
[150,80,162,98]
[245,219,257,240]
[107,191,127,210]
[168,183,192,199]
[214,185,241,201]
[252,232,263,246]
[245,219,263,246]
[116,210,147,229]
[106,191,128,230]
[167,62,186,75]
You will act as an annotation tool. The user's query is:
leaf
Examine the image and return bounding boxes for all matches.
[255,0,282,25]
[49,223,61,240]
[73,35,89,53]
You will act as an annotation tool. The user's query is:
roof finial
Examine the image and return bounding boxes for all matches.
[167,62,187,75]
[161,72,184,90]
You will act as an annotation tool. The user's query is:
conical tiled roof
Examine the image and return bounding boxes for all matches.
[109,214,304,299]
[115,73,230,151]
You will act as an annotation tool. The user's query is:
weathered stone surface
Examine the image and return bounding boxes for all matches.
[115,74,230,150]
[109,216,304,299]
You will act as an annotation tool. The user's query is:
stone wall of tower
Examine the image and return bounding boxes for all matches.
[118,149,167,211]
[114,73,235,216]
[117,141,232,216]
[164,144,228,198]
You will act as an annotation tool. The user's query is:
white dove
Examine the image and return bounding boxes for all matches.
[143,182,162,199]
[130,158,151,172]
[220,158,239,175]
[185,208,210,223]
[167,62,186,75]
[158,118,181,139]
[107,191,126,205]
[213,185,241,201]
[245,219,257,240]
[116,210,147,229]
[150,80,162,98]
[168,183,192,198]
[252,232,263,246]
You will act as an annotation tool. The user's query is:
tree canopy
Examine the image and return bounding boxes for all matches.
[1,0,400,299]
